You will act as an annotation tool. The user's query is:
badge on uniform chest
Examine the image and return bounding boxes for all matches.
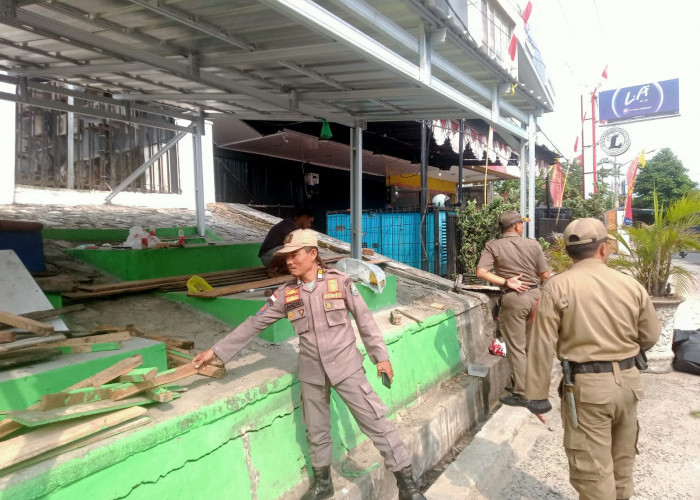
[288,308,305,320]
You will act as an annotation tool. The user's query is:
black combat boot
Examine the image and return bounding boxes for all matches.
[301,466,334,500]
[393,466,426,500]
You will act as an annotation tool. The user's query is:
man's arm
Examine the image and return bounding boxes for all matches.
[193,288,287,368]
[525,288,560,401]
[637,290,661,351]
[476,267,532,292]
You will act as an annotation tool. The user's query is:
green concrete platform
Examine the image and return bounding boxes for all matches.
[42,226,221,244]
[163,275,397,343]
[0,311,462,500]
[65,242,262,281]
[0,337,167,412]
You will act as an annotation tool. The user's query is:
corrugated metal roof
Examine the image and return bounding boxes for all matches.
[0,0,551,134]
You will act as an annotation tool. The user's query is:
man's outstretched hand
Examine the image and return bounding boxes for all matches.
[193,349,218,369]
[376,360,394,384]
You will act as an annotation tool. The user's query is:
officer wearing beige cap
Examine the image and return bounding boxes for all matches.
[476,210,551,406]
[193,229,424,500]
[525,218,660,500]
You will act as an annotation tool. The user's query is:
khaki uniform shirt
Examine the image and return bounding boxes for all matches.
[477,232,550,287]
[212,268,389,385]
[526,258,661,400]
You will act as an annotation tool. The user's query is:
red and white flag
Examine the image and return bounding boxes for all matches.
[509,1,533,61]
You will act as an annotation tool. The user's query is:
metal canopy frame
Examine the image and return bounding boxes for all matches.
[0,0,552,255]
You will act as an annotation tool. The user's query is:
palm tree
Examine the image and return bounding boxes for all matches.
[610,192,700,297]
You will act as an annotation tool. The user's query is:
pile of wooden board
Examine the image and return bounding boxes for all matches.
[62,266,272,300]
[0,354,224,473]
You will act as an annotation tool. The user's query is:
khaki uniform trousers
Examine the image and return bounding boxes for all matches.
[562,365,643,500]
[300,368,411,472]
[499,287,540,395]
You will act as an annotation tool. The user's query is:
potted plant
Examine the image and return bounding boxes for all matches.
[609,192,700,372]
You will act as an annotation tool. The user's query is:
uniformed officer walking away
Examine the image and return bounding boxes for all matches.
[194,229,425,500]
[476,210,551,407]
[525,218,661,500]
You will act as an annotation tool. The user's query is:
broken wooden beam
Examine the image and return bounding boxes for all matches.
[65,355,143,391]
[0,311,55,336]
[119,367,158,383]
[0,334,68,354]
[0,406,148,471]
[111,362,224,401]
[2,397,153,427]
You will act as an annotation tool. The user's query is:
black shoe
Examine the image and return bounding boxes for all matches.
[499,394,530,407]
[393,466,426,500]
[301,466,334,500]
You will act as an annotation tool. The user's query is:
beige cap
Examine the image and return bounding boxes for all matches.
[563,218,614,246]
[499,210,529,229]
[274,228,318,254]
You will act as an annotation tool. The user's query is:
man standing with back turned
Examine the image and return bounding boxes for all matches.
[476,210,551,406]
[526,218,660,500]
[194,229,425,500]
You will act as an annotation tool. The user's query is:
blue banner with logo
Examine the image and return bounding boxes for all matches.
[599,78,679,123]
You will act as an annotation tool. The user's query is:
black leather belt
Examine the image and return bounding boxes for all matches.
[571,356,636,374]
[503,284,539,294]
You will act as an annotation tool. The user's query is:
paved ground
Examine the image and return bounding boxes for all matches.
[428,255,700,499]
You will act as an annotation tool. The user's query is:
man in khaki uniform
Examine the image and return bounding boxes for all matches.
[525,218,660,500]
[194,229,425,500]
[476,210,551,406]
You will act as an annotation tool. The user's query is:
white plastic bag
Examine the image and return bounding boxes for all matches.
[122,226,160,249]
[335,258,386,294]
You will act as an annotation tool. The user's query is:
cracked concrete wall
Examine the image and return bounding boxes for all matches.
[1,312,464,500]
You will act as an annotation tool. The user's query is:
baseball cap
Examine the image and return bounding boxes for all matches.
[274,229,318,254]
[499,211,529,229]
[563,218,614,246]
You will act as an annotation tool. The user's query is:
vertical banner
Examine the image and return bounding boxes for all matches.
[623,157,640,226]
[550,162,564,207]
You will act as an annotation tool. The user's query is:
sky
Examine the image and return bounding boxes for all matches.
[528,0,700,187]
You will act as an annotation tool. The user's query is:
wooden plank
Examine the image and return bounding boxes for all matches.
[39,387,113,411]
[127,325,194,350]
[17,304,86,322]
[0,406,148,471]
[144,388,176,403]
[65,355,144,391]
[3,397,153,427]
[110,364,197,401]
[55,342,121,354]
[0,331,17,343]
[119,367,158,383]
[0,311,54,336]
[0,334,67,354]
[0,416,150,474]
[110,362,224,401]
[0,420,22,440]
[76,266,267,293]
[44,331,131,347]
[189,275,292,298]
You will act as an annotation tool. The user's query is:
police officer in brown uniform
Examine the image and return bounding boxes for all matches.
[193,229,425,500]
[525,218,660,500]
[476,210,551,406]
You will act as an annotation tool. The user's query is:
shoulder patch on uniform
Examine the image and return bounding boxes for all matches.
[256,303,269,315]
[350,283,359,296]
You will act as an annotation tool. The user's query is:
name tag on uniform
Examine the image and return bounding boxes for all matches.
[322,292,343,300]
[285,299,303,310]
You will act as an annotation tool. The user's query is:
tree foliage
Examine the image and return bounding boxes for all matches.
[456,197,518,273]
[633,148,698,209]
[609,192,700,297]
